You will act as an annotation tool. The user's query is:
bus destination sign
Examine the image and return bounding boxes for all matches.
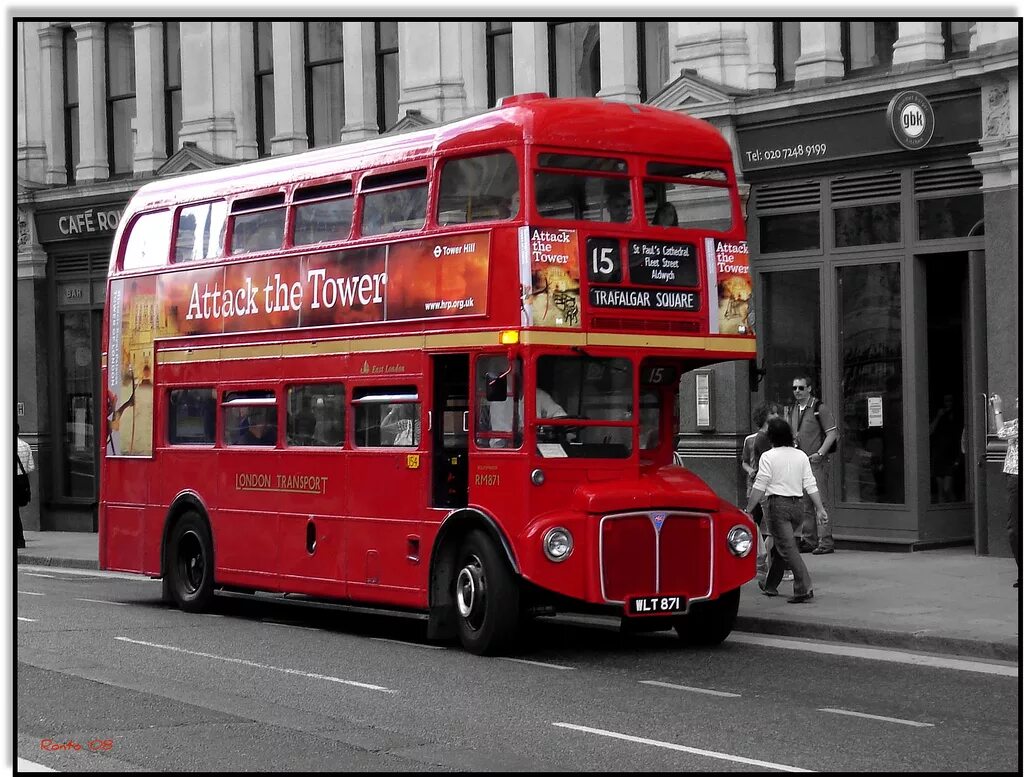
[627,240,698,286]
[588,286,700,312]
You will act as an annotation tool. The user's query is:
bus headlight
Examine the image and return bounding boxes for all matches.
[543,527,573,562]
[727,525,753,557]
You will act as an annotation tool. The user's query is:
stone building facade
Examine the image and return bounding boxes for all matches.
[16,20,1019,554]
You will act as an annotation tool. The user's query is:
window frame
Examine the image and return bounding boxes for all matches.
[104,21,137,178]
[62,26,79,184]
[167,387,217,446]
[254,21,275,158]
[375,21,399,133]
[163,21,182,157]
[351,386,422,449]
[485,21,513,108]
[304,20,345,148]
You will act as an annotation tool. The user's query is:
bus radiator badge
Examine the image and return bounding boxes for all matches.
[650,512,667,533]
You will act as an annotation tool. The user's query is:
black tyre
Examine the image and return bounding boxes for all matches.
[453,529,520,655]
[673,588,740,646]
[166,511,215,613]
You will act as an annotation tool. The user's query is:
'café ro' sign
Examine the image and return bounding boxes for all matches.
[886,90,935,151]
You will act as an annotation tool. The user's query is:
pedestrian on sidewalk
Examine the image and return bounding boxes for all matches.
[744,417,826,604]
[991,394,1019,588]
[787,374,838,555]
[742,401,781,575]
[16,423,35,550]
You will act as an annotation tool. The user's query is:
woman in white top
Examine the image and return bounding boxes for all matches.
[17,423,35,549]
[991,394,1019,587]
[744,417,827,603]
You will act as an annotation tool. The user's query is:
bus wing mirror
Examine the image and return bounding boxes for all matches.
[485,372,508,402]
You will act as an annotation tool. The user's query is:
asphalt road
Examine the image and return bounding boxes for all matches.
[16,566,1020,772]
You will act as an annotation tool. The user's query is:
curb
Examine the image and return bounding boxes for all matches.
[734,615,1018,663]
[17,555,99,571]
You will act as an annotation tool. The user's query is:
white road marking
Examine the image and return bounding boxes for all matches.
[819,708,934,728]
[553,722,812,772]
[17,617,38,622]
[640,680,740,697]
[74,598,129,606]
[23,572,57,579]
[263,619,319,632]
[18,591,45,596]
[115,636,397,693]
[730,632,1018,678]
[370,637,445,650]
[17,757,55,772]
[20,565,156,582]
[501,657,575,670]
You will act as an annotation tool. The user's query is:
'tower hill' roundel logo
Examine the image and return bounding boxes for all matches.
[886,90,935,150]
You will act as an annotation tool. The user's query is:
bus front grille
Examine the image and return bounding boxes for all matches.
[599,511,714,604]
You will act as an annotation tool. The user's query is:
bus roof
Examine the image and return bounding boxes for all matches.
[127,95,734,212]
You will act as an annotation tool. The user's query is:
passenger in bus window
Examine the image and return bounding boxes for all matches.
[653,202,679,227]
[380,403,418,446]
[605,188,631,223]
[236,408,277,446]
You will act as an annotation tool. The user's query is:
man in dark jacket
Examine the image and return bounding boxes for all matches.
[787,375,838,554]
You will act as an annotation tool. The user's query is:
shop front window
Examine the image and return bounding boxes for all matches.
[60,310,98,498]
[838,262,904,505]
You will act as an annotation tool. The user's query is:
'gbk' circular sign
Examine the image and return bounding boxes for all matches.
[886,90,935,150]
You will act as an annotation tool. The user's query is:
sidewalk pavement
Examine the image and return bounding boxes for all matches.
[16,530,1021,662]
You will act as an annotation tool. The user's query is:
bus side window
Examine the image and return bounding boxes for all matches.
[175,201,228,262]
[437,152,520,225]
[361,185,428,236]
[287,383,344,447]
[230,207,286,254]
[293,197,354,246]
[122,210,172,270]
[222,390,278,446]
[475,355,522,449]
[352,387,420,447]
[167,388,216,445]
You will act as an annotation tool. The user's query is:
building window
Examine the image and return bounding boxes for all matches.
[760,269,821,409]
[842,21,898,73]
[486,21,513,107]
[773,22,800,86]
[638,21,668,102]
[254,21,275,157]
[105,22,136,176]
[62,27,79,183]
[163,22,181,157]
[375,21,399,132]
[305,21,345,147]
[548,22,600,97]
[944,21,973,59]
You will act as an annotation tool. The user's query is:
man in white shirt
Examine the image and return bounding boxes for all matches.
[488,387,566,448]
[744,418,827,603]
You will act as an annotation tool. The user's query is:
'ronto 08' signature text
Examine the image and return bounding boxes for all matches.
[744,143,828,164]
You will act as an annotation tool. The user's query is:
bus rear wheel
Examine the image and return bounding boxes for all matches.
[673,588,740,646]
[453,530,519,655]
[166,511,215,613]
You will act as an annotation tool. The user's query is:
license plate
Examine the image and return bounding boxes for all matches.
[626,595,686,616]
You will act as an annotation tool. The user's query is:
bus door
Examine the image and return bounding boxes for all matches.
[431,354,469,510]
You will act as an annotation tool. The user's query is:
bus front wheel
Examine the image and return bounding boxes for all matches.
[166,511,215,613]
[453,530,519,655]
[673,588,740,646]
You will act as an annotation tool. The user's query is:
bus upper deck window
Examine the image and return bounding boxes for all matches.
[360,168,428,237]
[121,210,172,270]
[534,154,631,224]
[437,152,520,225]
[643,162,733,233]
[293,181,354,246]
[229,193,286,254]
[175,201,227,263]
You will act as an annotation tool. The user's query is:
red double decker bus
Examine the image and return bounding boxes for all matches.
[99,94,757,655]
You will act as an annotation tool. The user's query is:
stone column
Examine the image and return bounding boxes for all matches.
[397,22,466,122]
[270,22,308,154]
[229,21,258,160]
[179,22,238,157]
[744,21,775,91]
[341,21,379,141]
[672,21,748,89]
[38,24,67,185]
[596,21,640,103]
[71,21,108,182]
[511,22,549,95]
[18,22,48,182]
[794,22,843,86]
[132,22,166,174]
[891,22,944,69]
[460,22,489,114]
[972,21,1019,53]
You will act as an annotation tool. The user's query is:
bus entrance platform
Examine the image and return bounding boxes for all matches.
[17,531,1019,662]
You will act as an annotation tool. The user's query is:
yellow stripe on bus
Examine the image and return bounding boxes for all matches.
[156,330,756,364]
